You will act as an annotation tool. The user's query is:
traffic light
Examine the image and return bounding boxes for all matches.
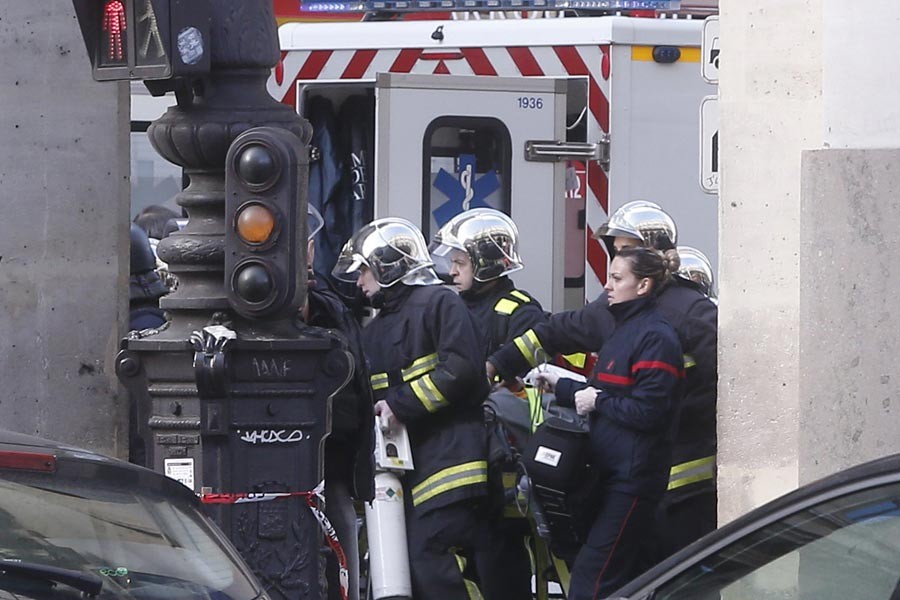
[72,0,210,82]
[225,127,310,320]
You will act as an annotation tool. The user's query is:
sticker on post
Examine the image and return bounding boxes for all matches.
[164,458,195,491]
[177,27,204,65]
[534,446,562,468]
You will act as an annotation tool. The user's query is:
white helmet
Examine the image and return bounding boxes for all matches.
[595,200,677,253]
[332,217,441,288]
[430,208,524,282]
[676,246,716,299]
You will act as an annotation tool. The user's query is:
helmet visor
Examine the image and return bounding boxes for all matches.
[307,204,324,240]
[428,229,466,280]
[331,238,366,283]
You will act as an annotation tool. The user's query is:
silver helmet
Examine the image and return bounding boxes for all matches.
[676,246,716,299]
[594,200,677,253]
[430,208,524,282]
[332,217,441,288]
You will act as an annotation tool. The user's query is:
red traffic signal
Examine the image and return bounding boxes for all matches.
[73,0,210,82]
[225,128,311,320]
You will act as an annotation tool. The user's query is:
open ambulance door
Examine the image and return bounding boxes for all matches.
[374,73,593,313]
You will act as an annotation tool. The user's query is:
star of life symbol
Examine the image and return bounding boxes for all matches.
[432,153,501,227]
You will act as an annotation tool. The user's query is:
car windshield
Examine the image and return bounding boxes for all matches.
[0,474,260,599]
[649,481,900,600]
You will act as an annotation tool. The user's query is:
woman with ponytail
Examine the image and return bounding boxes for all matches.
[535,246,685,600]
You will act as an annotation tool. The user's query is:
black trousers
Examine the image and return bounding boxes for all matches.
[406,498,484,600]
[653,487,717,562]
[473,517,533,600]
[568,491,657,600]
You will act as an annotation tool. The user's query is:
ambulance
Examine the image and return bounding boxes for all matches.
[267,0,717,311]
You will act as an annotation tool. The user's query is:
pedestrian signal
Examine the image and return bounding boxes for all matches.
[225,128,310,320]
[72,0,210,82]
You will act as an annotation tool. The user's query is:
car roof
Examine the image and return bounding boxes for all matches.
[0,428,197,504]
[614,452,900,597]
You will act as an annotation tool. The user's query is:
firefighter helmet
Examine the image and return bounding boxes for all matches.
[594,200,677,252]
[430,208,524,282]
[676,246,716,299]
[332,217,441,288]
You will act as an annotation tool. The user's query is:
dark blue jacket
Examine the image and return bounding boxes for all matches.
[461,277,547,359]
[555,296,683,498]
[488,278,716,498]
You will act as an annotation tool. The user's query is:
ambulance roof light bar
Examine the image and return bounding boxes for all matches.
[300,0,680,13]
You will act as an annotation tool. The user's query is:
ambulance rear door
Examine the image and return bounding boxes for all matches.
[374,72,574,312]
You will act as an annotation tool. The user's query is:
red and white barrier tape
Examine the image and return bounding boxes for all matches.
[201,481,349,600]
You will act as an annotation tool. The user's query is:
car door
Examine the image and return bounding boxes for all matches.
[615,477,900,600]
[373,72,570,311]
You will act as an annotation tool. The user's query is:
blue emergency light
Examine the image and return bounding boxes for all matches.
[300,0,680,12]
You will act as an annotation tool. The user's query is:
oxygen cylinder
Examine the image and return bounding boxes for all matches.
[364,471,412,599]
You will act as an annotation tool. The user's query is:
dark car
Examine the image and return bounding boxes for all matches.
[0,429,269,599]
[609,453,900,599]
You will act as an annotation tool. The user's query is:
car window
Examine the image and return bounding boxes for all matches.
[651,482,900,600]
[0,475,260,599]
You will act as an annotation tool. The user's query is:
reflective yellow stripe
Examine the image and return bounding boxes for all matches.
[631,45,701,63]
[683,353,697,369]
[370,373,389,391]
[494,298,519,316]
[668,455,716,491]
[452,553,484,600]
[510,290,531,303]
[513,329,542,367]
[526,384,544,433]
[562,352,587,369]
[402,352,439,382]
[412,461,488,506]
[411,374,448,413]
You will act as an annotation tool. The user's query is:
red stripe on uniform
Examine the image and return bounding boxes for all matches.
[507,47,544,76]
[592,497,639,600]
[461,48,498,75]
[341,49,377,79]
[631,361,684,378]
[554,46,610,133]
[597,372,634,386]
[390,48,422,72]
[586,226,608,284]
[587,159,609,213]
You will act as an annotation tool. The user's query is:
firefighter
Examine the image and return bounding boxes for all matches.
[332,217,490,600]
[534,246,684,599]
[597,205,718,563]
[487,200,718,573]
[430,208,546,600]
[676,245,717,302]
[300,205,374,600]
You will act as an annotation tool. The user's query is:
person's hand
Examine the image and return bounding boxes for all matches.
[374,400,398,430]
[533,370,560,393]
[574,387,599,416]
[485,361,497,384]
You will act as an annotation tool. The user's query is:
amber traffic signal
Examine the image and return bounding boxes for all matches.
[225,127,310,320]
